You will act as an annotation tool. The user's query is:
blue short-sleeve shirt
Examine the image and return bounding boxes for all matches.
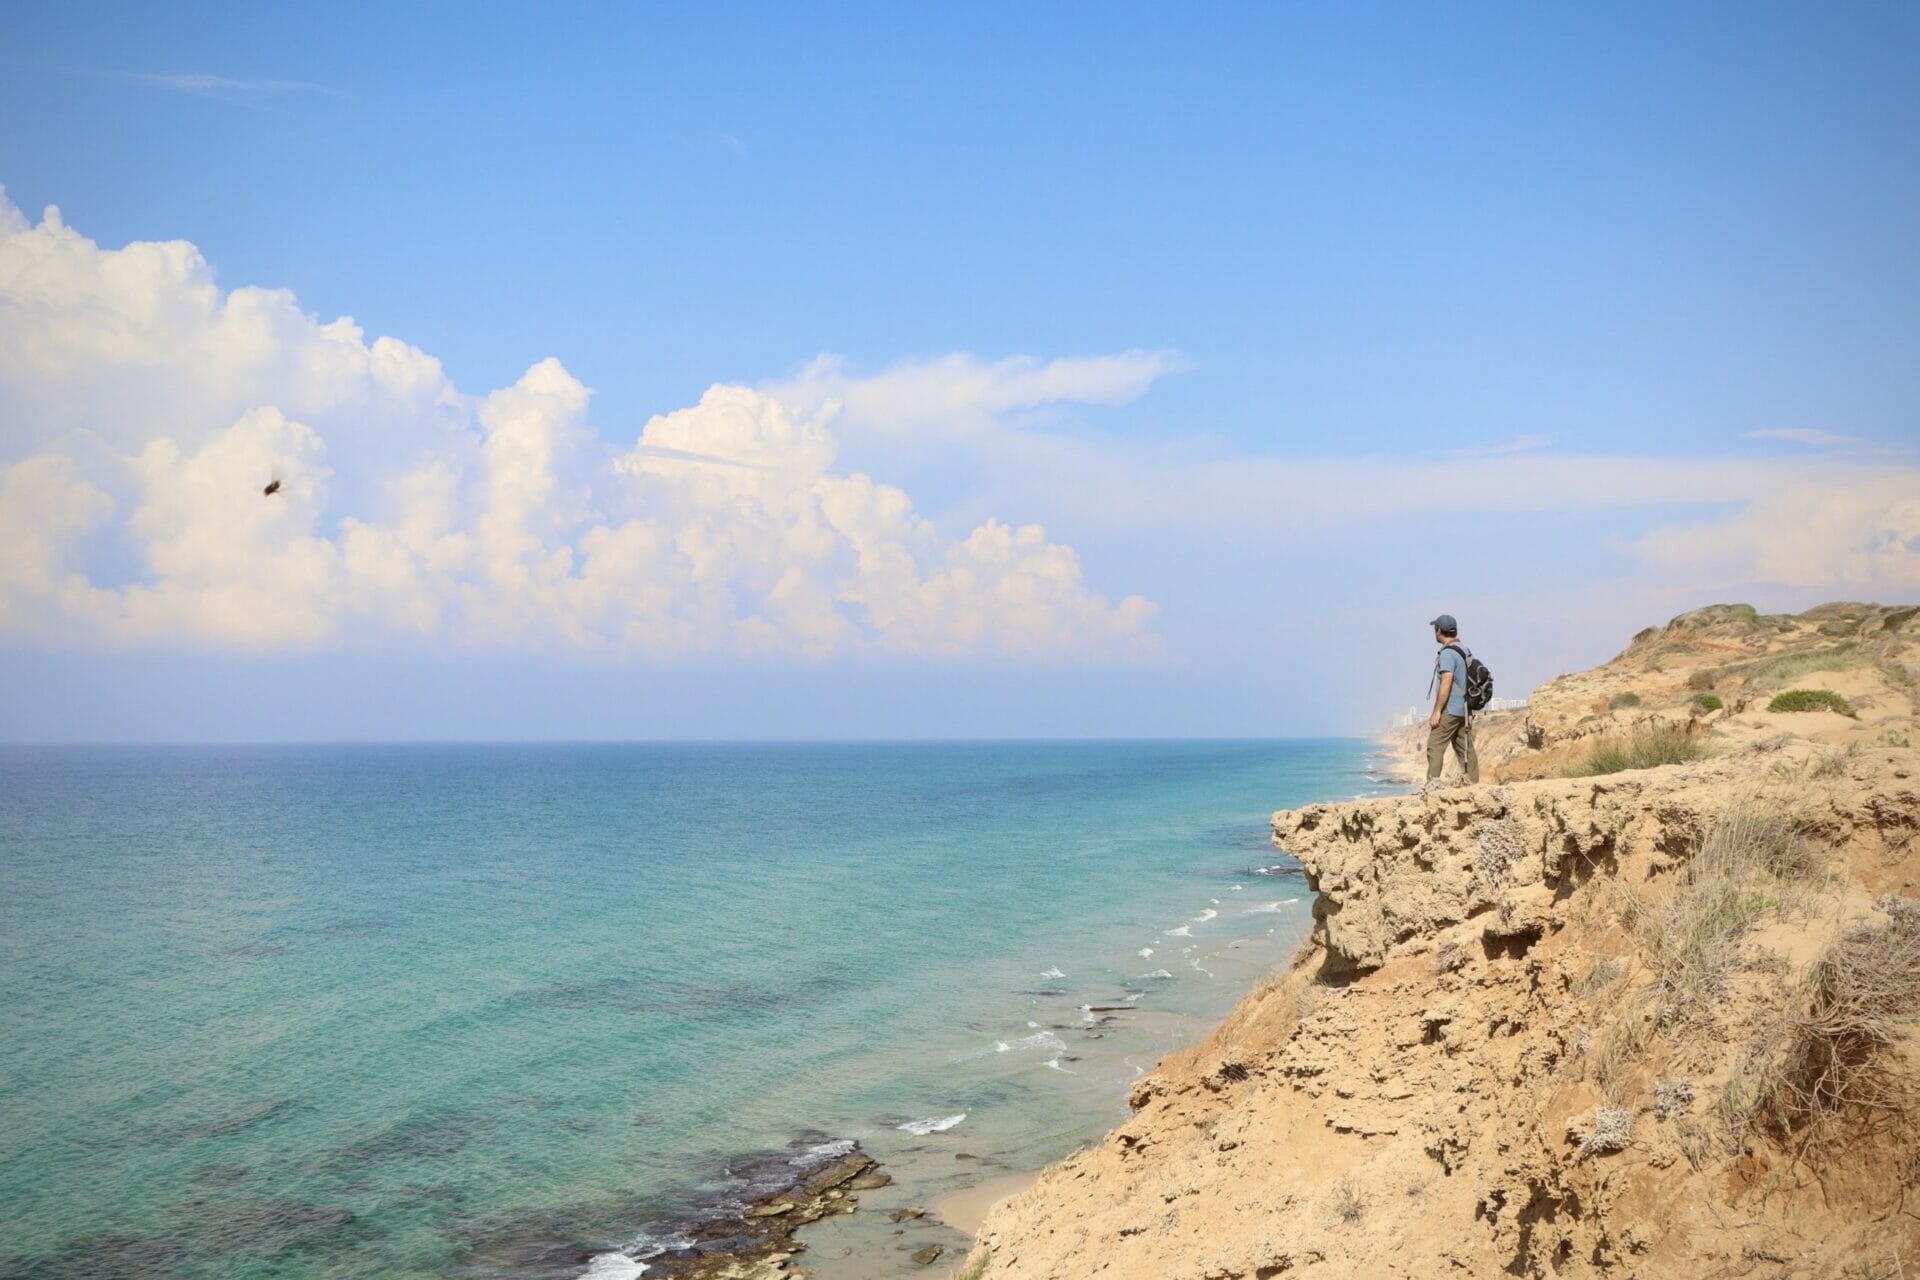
[1436,645,1470,718]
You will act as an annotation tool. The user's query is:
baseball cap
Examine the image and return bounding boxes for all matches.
[1429,614,1457,634]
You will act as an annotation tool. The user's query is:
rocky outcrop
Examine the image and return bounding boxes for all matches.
[964,605,1920,1280]
[643,1147,883,1280]
[1385,600,1920,786]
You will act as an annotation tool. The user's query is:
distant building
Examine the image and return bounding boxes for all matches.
[1388,694,1527,729]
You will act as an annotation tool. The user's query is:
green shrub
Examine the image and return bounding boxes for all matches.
[1691,694,1723,713]
[1566,727,1705,777]
[1609,691,1642,709]
[1766,689,1856,717]
[1686,670,1716,691]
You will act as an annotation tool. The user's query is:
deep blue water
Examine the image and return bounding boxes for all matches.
[0,740,1386,1278]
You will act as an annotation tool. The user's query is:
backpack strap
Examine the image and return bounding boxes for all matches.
[1439,643,1472,720]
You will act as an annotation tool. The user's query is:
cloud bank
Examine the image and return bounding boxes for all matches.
[0,193,1158,656]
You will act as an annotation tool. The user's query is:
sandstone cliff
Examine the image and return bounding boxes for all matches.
[963,603,1920,1279]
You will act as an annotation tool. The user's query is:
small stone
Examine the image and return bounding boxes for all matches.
[955,1152,978,1161]
[887,1206,926,1222]
[911,1243,945,1265]
[845,1170,892,1189]
[746,1200,796,1217]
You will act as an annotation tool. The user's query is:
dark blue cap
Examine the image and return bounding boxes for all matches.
[1430,614,1457,635]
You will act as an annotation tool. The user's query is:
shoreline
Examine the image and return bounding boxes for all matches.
[576,807,1350,1277]
[958,600,1920,1277]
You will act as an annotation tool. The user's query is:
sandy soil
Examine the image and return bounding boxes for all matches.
[961,600,1920,1279]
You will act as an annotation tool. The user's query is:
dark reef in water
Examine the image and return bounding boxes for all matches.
[453,1134,891,1280]
[643,1141,890,1279]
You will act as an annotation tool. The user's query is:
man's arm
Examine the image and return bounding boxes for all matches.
[1429,669,1454,729]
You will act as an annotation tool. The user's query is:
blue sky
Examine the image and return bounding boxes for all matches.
[1,3,1916,740]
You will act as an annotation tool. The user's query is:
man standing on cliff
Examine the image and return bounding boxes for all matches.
[1426,614,1480,784]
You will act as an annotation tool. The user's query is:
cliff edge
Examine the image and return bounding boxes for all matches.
[962,602,1920,1278]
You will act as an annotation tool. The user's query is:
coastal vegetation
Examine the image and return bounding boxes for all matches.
[1564,726,1703,776]
[1623,795,1819,1034]
[1607,691,1641,709]
[967,601,1920,1278]
[1768,688,1856,716]
[1773,897,1920,1126]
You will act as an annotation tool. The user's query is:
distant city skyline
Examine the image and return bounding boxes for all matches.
[2,4,1916,740]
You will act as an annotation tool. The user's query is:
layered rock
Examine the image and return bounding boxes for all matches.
[964,604,1920,1279]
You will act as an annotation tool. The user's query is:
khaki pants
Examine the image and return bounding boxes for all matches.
[1426,713,1479,782]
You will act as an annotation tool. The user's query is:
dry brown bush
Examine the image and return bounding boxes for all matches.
[1625,795,1819,1032]
[1770,899,1920,1127]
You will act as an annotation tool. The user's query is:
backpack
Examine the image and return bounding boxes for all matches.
[1443,643,1495,713]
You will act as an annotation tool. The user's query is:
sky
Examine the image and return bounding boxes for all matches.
[1,2,1916,741]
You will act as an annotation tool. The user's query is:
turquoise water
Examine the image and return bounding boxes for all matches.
[0,741,1387,1278]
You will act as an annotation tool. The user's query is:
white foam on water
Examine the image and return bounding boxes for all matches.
[582,1252,647,1279]
[898,1113,967,1135]
[1039,966,1065,979]
[1137,947,1154,958]
[1010,1031,1066,1052]
[1027,1020,1041,1028]
[1165,926,1191,938]
[1141,968,1175,980]
[1210,897,1221,905]
[801,1138,857,1162]
[1189,957,1216,977]
[1192,908,1218,924]
[1231,884,1244,891]
[1044,1055,1075,1073]
[1246,898,1301,913]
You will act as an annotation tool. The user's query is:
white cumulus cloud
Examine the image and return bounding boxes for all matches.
[1633,475,1920,593]
[0,190,1157,658]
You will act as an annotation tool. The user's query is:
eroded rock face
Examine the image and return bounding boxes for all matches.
[964,732,1920,1278]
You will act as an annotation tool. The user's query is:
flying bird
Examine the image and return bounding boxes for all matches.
[263,479,281,496]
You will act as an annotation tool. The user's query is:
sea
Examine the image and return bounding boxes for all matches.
[0,739,1397,1279]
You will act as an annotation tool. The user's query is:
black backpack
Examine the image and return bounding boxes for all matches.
[1443,643,1495,712]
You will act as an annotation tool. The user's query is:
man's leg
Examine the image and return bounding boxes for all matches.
[1454,716,1480,782]
[1425,719,1452,781]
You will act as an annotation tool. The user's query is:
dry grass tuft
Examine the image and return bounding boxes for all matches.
[1574,956,1624,994]
[1626,795,1820,1032]
[1591,1015,1650,1102]
[1328,1176,1366,1225]
[1566,727,1705,777]
[1770,897,1920,1126]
